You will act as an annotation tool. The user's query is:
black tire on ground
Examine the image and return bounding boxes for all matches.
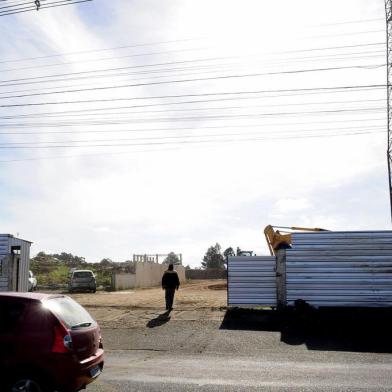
[9,375,52,392]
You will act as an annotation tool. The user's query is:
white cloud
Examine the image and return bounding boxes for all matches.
[274,198,312,213]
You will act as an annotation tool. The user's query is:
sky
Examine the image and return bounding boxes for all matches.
[0,0,389,266]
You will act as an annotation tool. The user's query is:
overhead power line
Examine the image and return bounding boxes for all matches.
[0,48,384,90]
[0,19,384,65]
[0,97,384,121]
[0,41,385,74]
[0,129,384,149]
[0,0,92,16]
[0,117,385,135]
[0,125,385,146]
[310,29,384,39]
[0,83,385,108]
[0,107,385,128]
[0,128,385,163]
[0,64,384,101]
[314,17,383,26]
[0,0,47,10]
[0,38,205,65]
[0,50,385,93]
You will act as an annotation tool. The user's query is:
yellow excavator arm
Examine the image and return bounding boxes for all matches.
[264,225,328,255]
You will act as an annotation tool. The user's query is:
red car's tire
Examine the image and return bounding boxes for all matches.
[9,376,52,392]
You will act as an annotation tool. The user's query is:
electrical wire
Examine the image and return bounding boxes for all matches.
[0,49,385,92]
[0,15,386,161]
[0,117,385,135]
[0,64,384,101]
[0,107,386,129]
[0,0,48,10]
[0,19,384,65]
[0,83,385,108]
[311,18,383,26]
[0,63,385,99]
[0,97,384,121]
[0,41,385,74]
[0,0,92,16]
[0,38,206,65]
[0,125,385,146]
[0,124,383,164]
[0,129,384,149]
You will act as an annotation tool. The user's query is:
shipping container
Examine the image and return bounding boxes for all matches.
[0,234,32,292]
[227,230,392,308]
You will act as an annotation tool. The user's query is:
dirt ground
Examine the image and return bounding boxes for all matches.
[66,280,227,329]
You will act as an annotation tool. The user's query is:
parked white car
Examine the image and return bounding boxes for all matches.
[28,270,37,292]
[69,270,96,293]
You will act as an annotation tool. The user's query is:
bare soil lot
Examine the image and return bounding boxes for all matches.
[42,279,392,356]
[65,280,227,328]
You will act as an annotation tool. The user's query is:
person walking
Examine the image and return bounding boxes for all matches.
[162,264,180,311]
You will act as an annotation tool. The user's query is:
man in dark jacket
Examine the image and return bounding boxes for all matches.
[162,264,180,311]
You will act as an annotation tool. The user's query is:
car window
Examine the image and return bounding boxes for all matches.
[0,301,25,334]
[43,296,96,329]
[73,271,93,279]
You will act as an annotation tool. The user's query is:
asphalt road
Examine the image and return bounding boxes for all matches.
[90,349,392,391]
[87,308,392,391]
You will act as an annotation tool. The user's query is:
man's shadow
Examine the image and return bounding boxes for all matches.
[146,310,171,328]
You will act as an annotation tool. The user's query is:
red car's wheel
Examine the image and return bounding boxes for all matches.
[11,377,50,392]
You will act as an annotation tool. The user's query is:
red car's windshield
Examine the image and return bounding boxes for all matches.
[43,296,96,329]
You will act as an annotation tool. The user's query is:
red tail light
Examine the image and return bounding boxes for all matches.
[52,323,73,353]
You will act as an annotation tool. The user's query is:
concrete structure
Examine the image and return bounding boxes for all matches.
[112,262,186,291]
[133,253,183,264]
[112,273,137,290]
[0,234,32,292]
[227,230,392,308]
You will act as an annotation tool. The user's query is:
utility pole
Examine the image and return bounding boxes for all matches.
[385,0,392,221]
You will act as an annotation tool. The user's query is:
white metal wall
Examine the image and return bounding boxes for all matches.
[286,231,392,307]
[0,235,10,290]
[227,256,277,306]
[0,234,31,292]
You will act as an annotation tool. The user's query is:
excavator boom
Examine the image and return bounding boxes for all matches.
[264,225,328,255]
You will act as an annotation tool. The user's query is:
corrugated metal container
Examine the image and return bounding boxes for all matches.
[286,231,392,307]
[227,256,277,306]
[0,234,32,292]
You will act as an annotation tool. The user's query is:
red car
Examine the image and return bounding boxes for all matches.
[0,292,104,392]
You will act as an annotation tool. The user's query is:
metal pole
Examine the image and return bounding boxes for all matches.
[385,0,392,221]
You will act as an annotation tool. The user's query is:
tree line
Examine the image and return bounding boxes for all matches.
[32,246,242,271]
[201,243,245,270]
